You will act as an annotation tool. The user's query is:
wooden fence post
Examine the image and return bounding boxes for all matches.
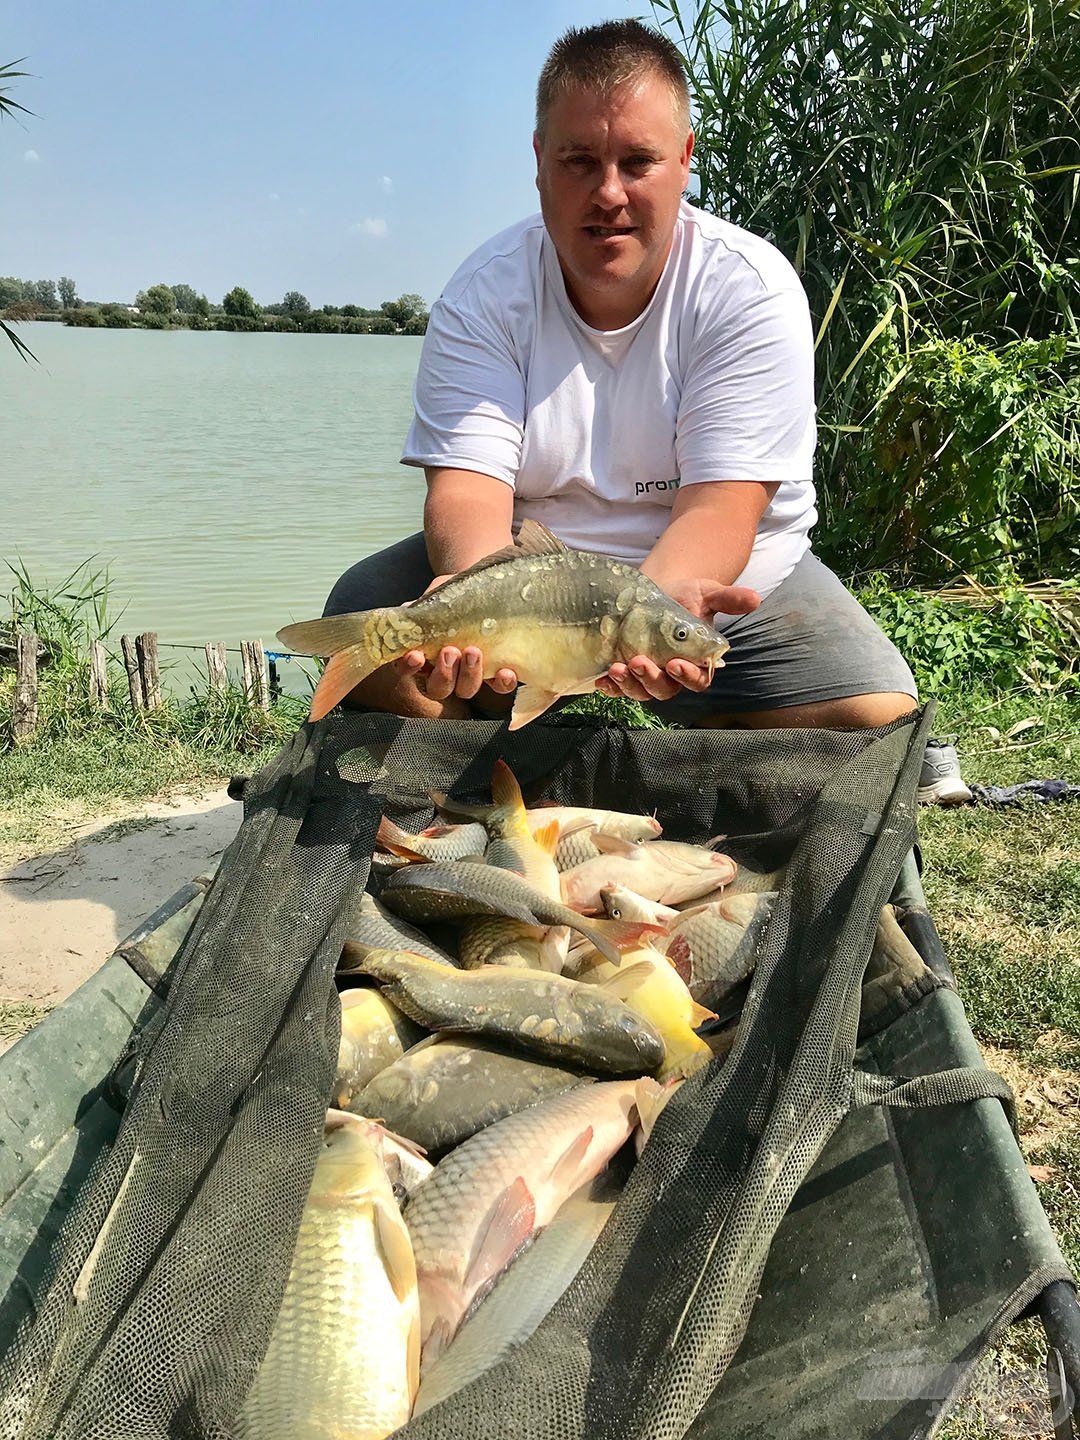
[120,635,144,712]
[12,632,38,743]
[240,640,270,711]
[136,632,161,711]
[89,639,110,710]
[205,641,228,694]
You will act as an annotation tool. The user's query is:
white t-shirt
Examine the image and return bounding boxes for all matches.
[402,200,817,609]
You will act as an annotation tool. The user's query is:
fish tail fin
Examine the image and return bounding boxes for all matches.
[491,758,526,813]
[659,1037,714,1082]
[278,607,424,721]
[376,816,430,862]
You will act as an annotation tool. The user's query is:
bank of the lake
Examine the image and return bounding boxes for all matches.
[1,323,427,658]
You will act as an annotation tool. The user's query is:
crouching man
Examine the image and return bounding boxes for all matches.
[324,20,917,730]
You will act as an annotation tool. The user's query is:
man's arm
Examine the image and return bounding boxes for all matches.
[597,481,774,703]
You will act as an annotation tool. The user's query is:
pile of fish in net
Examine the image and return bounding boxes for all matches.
[236,759,781,1439]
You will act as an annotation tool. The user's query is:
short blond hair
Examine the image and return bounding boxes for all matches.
[535,20,691,143]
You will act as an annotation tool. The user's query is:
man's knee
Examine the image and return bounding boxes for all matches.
[705,691,918,730]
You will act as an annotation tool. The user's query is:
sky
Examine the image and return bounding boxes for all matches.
[1,0,649,309]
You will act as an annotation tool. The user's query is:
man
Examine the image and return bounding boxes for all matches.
[324,20,918,731]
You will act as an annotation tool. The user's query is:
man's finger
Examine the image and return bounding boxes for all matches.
[666,659,710,693]
[487,667,518,695]
[455,647,484,700]
[702,584,760,618]
[424,646,462,700]
[626,656,681,702]
[595,676,620,698]
[397,650,426,676]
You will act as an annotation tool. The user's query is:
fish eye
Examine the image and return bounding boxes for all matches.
[610,905,622,918]
[674,625,688,641]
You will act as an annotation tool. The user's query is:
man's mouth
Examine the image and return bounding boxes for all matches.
[584,225,635,238]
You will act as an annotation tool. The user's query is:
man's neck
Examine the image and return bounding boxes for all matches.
[559,248,672,331]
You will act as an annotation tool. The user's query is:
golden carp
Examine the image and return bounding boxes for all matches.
[355,1035,591,1153]
[435,793,664,872]
[337,1112,434,1198]
[404,1080,655,1365]
[348,947,665,1075]
[572,945,716,1081]
[560,833,738,910]
[277,521,728,727]
[334,987,426,1109]
[236,1112,419,1440]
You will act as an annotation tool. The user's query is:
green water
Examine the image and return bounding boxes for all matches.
[1,323,427,684]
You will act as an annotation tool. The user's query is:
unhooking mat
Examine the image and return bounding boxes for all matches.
[0,707,1071,1440]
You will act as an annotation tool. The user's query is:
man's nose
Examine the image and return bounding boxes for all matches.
[594,162,628,211]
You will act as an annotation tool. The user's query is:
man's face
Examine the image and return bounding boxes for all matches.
[534,73,693,326]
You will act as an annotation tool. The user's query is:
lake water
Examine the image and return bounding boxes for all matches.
[1,323,426,687]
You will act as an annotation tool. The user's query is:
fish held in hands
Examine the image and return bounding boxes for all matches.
[277,521,728,728]
[236,1112,420,1440]
[356,1036,591,1153]
[404,1079,656,1366]
[560,833,738,911]
[348,947,665,1075]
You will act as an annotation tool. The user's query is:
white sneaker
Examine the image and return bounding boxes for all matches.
[917,740,973,806]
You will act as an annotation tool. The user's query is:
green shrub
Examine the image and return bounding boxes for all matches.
[858,575,1079,694]
[99,303,133,328]
[64,307,103,327]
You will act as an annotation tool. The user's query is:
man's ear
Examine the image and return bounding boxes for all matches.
[533,132,542,190]
[681,129,695,186]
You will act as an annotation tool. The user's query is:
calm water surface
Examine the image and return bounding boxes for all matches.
[1,323,426,684]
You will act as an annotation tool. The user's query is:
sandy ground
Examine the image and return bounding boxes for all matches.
[0,787,241,1023]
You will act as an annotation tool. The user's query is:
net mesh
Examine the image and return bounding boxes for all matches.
[0,706,931,1440]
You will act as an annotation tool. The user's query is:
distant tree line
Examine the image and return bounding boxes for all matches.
[0,276,429,336]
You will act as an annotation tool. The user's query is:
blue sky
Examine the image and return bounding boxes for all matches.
[1,0,649,309]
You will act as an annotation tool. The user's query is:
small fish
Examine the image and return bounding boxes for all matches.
[458,917,571,972]
[413,1169,622,1414]
[600,883,680,926]
[435,797,663,873]
[376,816,488,865]
[404,1079,655,1365]
[334,987,427,1109]
[348,948,665,1075]
[377,861,636,965]
[573,946,716,1081]
[278,520,728,728]
[236,1112,420,1440]
[560,833,738,911]
[432,761,562,898]
[345,891,457,967]
[664,892,778,1008]
[356,1035,592,1153]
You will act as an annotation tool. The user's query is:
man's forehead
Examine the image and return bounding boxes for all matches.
[541,75,682,147]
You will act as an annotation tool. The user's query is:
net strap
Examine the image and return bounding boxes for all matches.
[851,1065,1017,1134]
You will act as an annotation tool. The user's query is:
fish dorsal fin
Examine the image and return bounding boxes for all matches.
[547,1126,594,1191]
[533,818,561,856]
[421,522,568,598]
[464,1177,537,1297]
[590,829,640,858]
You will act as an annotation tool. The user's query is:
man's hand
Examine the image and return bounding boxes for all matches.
[396,574,518,701]
[596,579,760,703]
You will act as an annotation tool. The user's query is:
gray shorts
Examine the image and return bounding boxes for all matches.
[324,534,917,715]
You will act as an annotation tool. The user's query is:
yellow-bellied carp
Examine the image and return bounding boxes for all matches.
[277,521,728,727]
[236,1112,419,1440]
[355,1035,592,1153]
[334,988,426,1109]
[348,948,665,1075]
[404,1080,655,1366]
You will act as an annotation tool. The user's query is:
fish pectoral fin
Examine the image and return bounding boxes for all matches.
[373,1195,418,1306]
[509,686,564,730]
[665,934,693,985]
[597,959,655,996]
[547,1126,595,1191]
[690,999,719,1027]
[532,819,561,856]
[464,1177,537,1298]
[589,829,640,858]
